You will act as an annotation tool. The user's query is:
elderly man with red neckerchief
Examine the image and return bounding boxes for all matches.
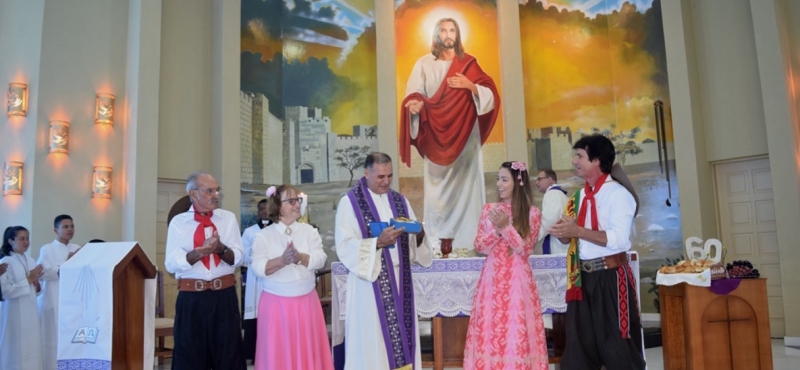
[165,171,245,370]
[548,135,645,370]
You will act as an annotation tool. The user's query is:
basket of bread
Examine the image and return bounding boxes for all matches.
[656,237,726,287]
[659,258,714,274]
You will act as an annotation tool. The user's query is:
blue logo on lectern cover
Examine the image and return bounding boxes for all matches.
[72,326,99,344]
[71,265,101,345]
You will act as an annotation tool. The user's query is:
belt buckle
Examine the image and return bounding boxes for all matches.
[581,261,595,273]
[212,278,223,290]
[193,280,205,291]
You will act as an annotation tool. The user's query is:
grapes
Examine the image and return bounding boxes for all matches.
[726,260,760,278]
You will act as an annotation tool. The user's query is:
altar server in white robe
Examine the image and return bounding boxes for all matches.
[335,152,433,370]
[37,214,80,370]
[242,198,271,362]
[1,226,45,370]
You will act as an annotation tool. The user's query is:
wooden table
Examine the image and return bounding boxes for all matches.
[659,278,773,369]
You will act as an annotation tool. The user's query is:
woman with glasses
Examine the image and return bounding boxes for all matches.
[250,185,333,370]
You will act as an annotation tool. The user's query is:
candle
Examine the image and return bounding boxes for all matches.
[299,192,308,219]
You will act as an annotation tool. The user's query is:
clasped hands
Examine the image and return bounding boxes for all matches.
[281,241,300,266]
[548,214,579,242]
[488,205,510,232]
[195,231,226,256]
[27,264,44,291]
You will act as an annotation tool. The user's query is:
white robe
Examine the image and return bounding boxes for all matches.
[405,54,496,251]
[242,222,264,320]
[37,239,80,370]
[0,253,43,370]
[334,187,433,370]
[537,184,570,254]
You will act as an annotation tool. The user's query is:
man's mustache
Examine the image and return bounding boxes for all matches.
[439,38,455,48]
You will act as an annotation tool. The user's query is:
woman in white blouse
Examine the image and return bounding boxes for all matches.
[250,185,333,370]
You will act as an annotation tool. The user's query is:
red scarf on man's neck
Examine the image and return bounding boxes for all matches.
[577,173,610,230]
[193,206,220,269]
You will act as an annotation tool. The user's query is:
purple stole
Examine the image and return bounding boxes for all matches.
[347,177,416,370]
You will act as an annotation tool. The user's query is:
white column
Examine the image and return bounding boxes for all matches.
[661,0,718,238]
[211,0,242,221]
[750,0,800,340]
[496,0,527,162]
[122,0,162,259]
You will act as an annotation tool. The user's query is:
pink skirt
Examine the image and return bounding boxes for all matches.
[255,290,333,370]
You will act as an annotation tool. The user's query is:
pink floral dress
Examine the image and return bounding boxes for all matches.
[463,203,549,370]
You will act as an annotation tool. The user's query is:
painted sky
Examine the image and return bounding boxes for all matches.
[518,0,655,17]
[518,0,671,141]
[282,0,374,64]
[241,0,378,135]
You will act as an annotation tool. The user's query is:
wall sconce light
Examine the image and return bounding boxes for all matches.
[7,83,27,117]
[49,120,70,154]
[92,166,112,198]
[3,161,23,196]
[95,93,115,125]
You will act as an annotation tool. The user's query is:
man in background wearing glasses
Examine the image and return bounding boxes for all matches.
[165,171,245,369]
[535,169,569,255]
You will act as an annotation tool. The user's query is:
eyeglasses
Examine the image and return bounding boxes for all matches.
[196,187,221,195]
[282,198,303,205]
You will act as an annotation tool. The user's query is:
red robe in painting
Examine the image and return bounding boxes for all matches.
[399,53,500,167]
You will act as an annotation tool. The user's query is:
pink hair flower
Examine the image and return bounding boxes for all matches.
[266,186,277,197]
[511,161,527,186]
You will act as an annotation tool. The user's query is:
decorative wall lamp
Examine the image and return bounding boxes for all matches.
[3,161,23,196]
[7,83,27,117]
[49,120,70,154]
[95,93,115,125]
[92,166,112,198]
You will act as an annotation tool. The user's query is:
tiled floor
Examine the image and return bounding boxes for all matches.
[155,338,799,369]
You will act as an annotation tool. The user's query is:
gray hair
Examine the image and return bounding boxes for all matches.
[186,171,212,194]
[364,152,392,169]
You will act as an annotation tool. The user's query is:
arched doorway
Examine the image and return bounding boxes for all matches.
[298,162,315,184]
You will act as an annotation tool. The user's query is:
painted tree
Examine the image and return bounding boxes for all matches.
[591,124,644,167]
[335,145,372,186]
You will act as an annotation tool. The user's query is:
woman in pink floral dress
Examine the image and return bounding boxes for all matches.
[463,161,549,370]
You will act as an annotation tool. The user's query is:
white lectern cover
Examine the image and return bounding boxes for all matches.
[57,242,156,370]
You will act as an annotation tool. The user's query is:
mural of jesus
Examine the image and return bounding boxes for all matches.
[399,17,501,250]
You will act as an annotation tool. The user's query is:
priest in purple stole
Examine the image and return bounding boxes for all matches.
[335,152,433,370]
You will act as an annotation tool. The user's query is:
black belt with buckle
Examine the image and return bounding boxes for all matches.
[580,252,628,273]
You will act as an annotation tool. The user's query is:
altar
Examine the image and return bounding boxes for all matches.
[331,252,640,369]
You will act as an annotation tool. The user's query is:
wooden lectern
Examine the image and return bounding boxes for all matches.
[659,279,772,370]
[112,244,157,369]
[58,242,157,370]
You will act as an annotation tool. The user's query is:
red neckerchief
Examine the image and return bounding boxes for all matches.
[193,206,220,269]
[577,173,610,230]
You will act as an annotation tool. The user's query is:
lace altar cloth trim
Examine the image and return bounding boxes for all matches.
[332,255,570,319]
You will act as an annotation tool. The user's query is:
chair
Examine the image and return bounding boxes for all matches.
[154,270,174,364]
[315,268,332,311]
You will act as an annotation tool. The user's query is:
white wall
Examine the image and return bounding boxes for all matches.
[0,0,45,236]
[157,0,212,181]
[0,0,130,253]
[691,0,769,161]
